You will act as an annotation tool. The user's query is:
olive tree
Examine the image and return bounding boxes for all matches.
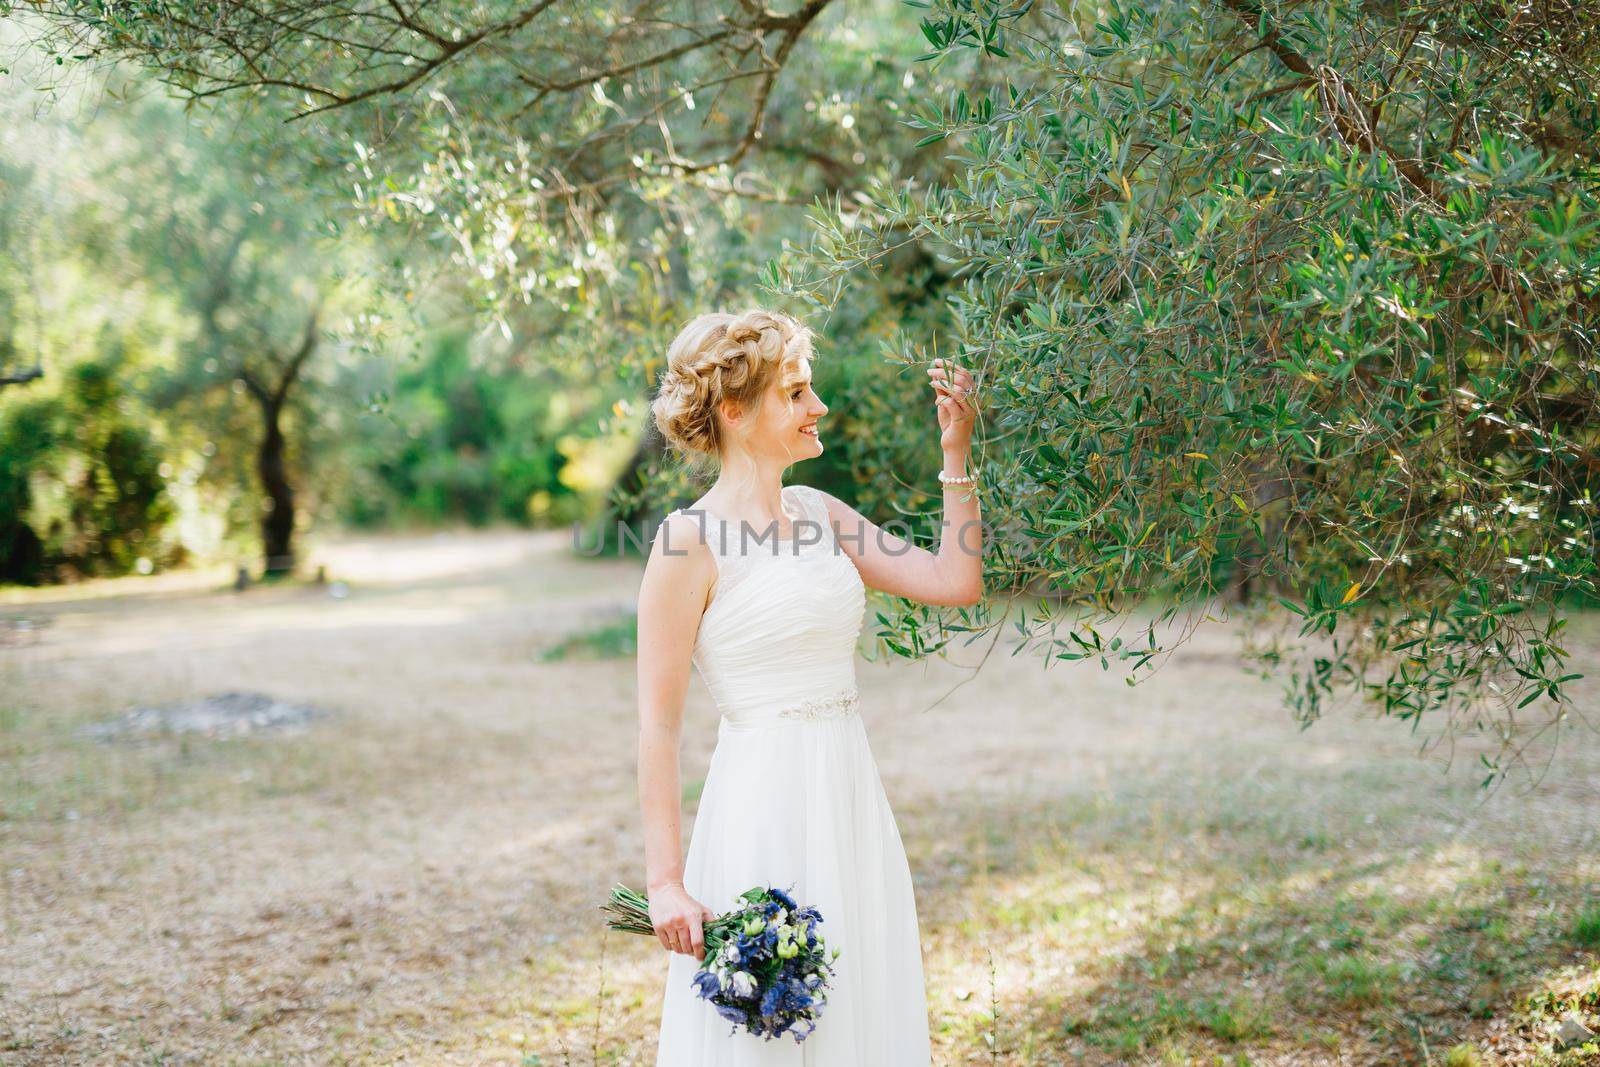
[777,0,1600,784]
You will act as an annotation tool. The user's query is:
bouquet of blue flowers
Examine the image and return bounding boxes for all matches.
[602,882,840,1042]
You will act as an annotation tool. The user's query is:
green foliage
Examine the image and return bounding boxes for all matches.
[777,0,1600,783]
[0,393,56,583]
[0,22,389,578]
[1571,902,1600,950]
[56,355,176,575]
[0,343,179,582]
[538,612,639,662]
[342,330,595,528]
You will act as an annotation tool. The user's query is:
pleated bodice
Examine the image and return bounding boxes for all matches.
[667,483,866,730]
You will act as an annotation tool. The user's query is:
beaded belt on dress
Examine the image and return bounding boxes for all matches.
[718,686,860,732]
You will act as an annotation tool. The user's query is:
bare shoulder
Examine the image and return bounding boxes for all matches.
[643,509,716,610]
[651,509,711,561]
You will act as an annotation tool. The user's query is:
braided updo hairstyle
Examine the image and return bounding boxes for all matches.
[652,309,816,465]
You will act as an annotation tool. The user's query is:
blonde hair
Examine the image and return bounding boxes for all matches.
[651,309,816,464]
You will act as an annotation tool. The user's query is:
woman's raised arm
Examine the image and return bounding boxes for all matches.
[817,485,984,607]
[818,356,984,607]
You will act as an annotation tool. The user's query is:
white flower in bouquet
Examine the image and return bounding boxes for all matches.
[729,970,758,998]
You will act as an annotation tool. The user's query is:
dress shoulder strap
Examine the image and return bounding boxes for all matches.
[786,483,832,538]
[780,486,819,524]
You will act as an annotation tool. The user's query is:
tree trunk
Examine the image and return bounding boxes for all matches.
[239,306,319,579]
[256,401,296,576]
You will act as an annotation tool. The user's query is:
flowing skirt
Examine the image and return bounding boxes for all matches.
[655,712,932,1066]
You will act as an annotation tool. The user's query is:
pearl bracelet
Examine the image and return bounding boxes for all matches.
[938,469,975,486]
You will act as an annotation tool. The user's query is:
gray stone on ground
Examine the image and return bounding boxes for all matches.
[82,691,331,741]
[1554,1012,1596,1051]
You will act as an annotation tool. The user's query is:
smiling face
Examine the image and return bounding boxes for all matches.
[723,354,829,464]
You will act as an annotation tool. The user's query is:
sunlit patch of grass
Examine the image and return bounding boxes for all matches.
[1064,988,1276,1050]
[1442,1043,1485,1066]
[1304,950,1406,1009]
[1571,902,1600,949]
[918,793,1296,1060]
[538,613,636,661]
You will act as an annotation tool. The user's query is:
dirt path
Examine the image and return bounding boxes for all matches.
[2,528,1596,1065]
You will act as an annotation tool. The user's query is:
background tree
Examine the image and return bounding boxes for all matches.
[0,30,405,578]
[81,101,363,577]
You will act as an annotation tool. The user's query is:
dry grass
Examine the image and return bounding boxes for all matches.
[2,527,1597,1066]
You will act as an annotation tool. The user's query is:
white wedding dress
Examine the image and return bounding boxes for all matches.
[654,482,932,1065]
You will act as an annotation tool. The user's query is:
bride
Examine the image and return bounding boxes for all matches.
[636,308,980,1064]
